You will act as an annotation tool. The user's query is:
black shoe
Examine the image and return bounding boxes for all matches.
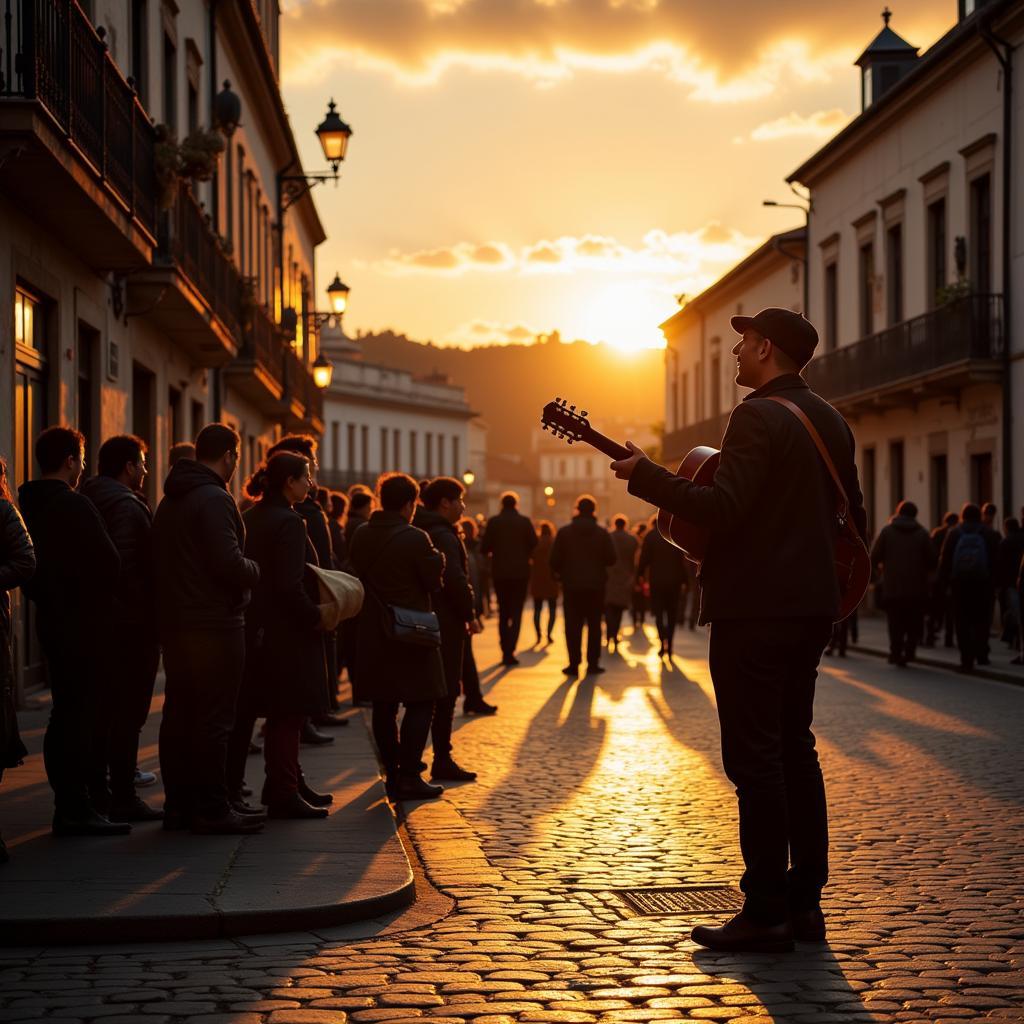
[562,664,580,676]
[108,797,164,823]
[314,712,350,728]
[691,912,794,953]
[300,722,335,746]
[396,774,444,800]
[464,700,498,716]
[230,800,268,818]
[790,907,826,942]
[547,633,554,643]
[431,758,477,782]
[298,778,334,807]
[52,810,132,837]
[190,810,265,834]
[266,793,329,819]
[586,664,606,675]
[501,655,520,667]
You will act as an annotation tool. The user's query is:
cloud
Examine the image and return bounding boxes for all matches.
[377,240,516,274]
[749,108,852,141]
[280,0,949,100]
[449,320,540,346]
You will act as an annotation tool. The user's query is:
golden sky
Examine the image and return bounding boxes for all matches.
[280,0,954,351]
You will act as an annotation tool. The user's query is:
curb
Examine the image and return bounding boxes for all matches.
[849,642,1024,686]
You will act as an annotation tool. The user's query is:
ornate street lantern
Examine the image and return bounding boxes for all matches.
[312,352,334,389]
[327,273,350,316]
[316,100,353,171]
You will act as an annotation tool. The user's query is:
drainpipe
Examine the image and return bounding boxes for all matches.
[209,0,223,423]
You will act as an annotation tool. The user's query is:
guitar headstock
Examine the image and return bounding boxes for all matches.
[540,398,591,446]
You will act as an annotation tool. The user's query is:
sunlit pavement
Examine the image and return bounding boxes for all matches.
[2,616,1023,1023]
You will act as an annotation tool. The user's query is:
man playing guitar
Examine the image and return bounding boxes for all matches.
[611,308,868,953]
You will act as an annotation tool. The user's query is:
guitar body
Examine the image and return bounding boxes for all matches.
[656,446,720,565]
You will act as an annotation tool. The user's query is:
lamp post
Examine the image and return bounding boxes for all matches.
[312,352,334,389]
[327,273,350,316]
[763,197,811,315]
[282,277,353,386]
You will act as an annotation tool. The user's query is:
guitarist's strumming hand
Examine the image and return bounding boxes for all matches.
[610,441,647,481]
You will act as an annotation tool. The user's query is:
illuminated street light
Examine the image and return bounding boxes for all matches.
[544,485,554,497]
[327,273,349,316]
[316,99,353,171]
[462,470,476,486]
[312,352,334,389]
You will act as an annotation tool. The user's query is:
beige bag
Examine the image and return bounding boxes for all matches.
[310,566,365,631]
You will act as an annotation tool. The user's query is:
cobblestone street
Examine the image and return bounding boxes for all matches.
[2,621,1023,1024]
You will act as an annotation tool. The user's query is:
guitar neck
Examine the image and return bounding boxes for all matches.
[583,429,632,463]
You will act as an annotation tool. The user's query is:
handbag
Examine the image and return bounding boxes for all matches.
[365,528,442,649]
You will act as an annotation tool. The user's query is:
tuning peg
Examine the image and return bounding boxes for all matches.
[541,424,548,431]
[555,396,562,404]
[570,404,576,412]
[567,439,574,445]
[581,409,588,417]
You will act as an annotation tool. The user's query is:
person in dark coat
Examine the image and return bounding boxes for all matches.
[18,427,125,836]
[994,518,1024,649]
[350,473,447,802]
[345,488,373,544]
[481,491,537,666]
[530,521,559,645]
[328,492,349,571]
[236,452,332,818]
[605,515,638,650]
[870,500,934,667]
[630,522,649,630]
[416,478,479,781]
[0,456,34,863]
[80,435,162,822]
[926,511,959,647]
[459,518,496,716]
[550,495,616,677]
[612,307,867,952]
[638,515,689,658]
[153,423,262,835]
[939,502,1001,673]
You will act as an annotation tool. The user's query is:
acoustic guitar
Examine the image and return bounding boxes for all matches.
[540,397,870,622]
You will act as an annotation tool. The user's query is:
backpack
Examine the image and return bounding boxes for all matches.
[951,530,990,583]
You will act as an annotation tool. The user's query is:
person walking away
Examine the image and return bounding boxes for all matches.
[0,456,34,862]
[350,473,448,801]
[638,515,688,658]
[80,435,162,821]
[605,515,638,650]
[460,518,497,716]
[630,522,649,630]
[612,307,867,952]
[994,518,1024,650]
[235,452,335,818]
[481,491,537,666]
[529,521,558,644]
[154,423,262,834]
[416,478,479,781]
[18,428,125,836]
[550,495,616,677]
[939,502,1001,673]
[927,511,959,647]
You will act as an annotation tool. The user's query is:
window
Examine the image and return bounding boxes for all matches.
[380,428,388,473]
[970,173,992,294]
[361,426,369,474]
[185,39,202,136]
[930,453,948,528]
[885,222,903,325]
[191,399,205,436]
[970,452,993,506]
[862,447,877,538]
[585,458,593,477]
[331,422,340,471]
[559,458,566,478]
[926,199,947,308]
[161,31,177,133]
[425,432,433,475]
[393,430,401,471]
[236,147,245,272]
[824,261,838,351]
[859,241,875,336]
[410,432,418,475]
[888,440,905,513]
[437,434,445,474]
[452,436,460,476]
[346,423,356,471]
[131,0,149,105]
[14,286,43,353]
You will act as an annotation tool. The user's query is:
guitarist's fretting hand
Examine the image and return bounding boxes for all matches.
[609,441,648,481]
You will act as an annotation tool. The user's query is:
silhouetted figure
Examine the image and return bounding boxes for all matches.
[80,435,162,822]
[154,423,262,835]
[481,491,537,666]
[630,522,649,629]
[550,495,616,677]
[529,520,558,644]
[870,500,933,667]
[416,478,478,781]
[995,518,1024,649]
[638,516,688,658]
[345,488,373,544]
[459,517,496,716]
[19,427,125,836]
[940,502,1001,673]
[927,511,959,647]
[328,491,349,572]
[982,502,997,530]
[350,473,447,802]
[343,488,375,704]
[604,515,638,650]
[0,455,34,863]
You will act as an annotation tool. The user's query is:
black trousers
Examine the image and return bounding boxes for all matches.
[431,696,457,760]
[225,709,257,803]
[462,641,482,703]
[708,617,833,924]
[159,628,245,821]
[533,597,556,639]
[371,700,434,777]
[650,584,682,647]
[563,587,604,669]
[604,603,626,642]
[952,581,993,669]
[884,598,924,662]
[493,578,529,657]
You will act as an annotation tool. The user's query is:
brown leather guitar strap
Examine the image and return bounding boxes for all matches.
[764,396,851,524]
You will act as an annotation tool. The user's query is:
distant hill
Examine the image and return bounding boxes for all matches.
[352,330,664,459]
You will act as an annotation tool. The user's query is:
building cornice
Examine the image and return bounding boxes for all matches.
[918,160,950,184]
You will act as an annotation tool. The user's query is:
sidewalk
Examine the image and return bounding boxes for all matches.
[848,612,1024,684]
[0,680,414,945]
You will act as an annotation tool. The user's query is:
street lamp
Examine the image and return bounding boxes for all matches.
[327,273,350,316]
[462,470,476,487]
[312,352,334,389]
[544,485,554,497]
[316,100,353,172]
[763,195,811,314]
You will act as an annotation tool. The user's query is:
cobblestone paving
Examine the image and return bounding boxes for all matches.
[2,623,1023,1024]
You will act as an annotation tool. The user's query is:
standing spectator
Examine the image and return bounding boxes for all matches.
[995,518,1024,650]
[529,521,558,645]
[350,473,447,801]
[416,478,479,781]
[459,518,496,716]
[0,456,34,862]
[550,495,616,677]
[343,487,374,704]
[631,521,650,630]
[982,502,998,530]
[927,511,959,647]
[328,492,349,571]
[18,427,124,835]
[481,491,537,666]
[234,452,333,819]
[939,502,1001,673]
[638,515,689,658]
[154,423,262,834]
[869,500,933,667]
[168,442,195,468]
[80,435,162,822]
[605,515,638,650]
[345,487,374,544]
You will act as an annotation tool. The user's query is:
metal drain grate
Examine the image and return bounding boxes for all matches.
[611,885,745,916]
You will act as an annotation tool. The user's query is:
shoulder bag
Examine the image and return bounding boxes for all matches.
[364,527,442,649]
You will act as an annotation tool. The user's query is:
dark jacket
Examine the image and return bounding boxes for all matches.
[1,499,34,772]
[529,533,559,601]
[241,495,328,717]
[328,517,349,572]
[628,374,866,625]
[344,508,371,545]
[350,510,446,703]
[80,475,155,630]
[153,459,259,633]
[415,507,475,696]
[606,528,639,607]
[295,495,333,572]
[638,528,688,591]
[481,507,538,581]
[939,521,1001,590]
[17,479,120,647]
[995,530,1024,589]
[550,514,616,591]
[870,514,933,603]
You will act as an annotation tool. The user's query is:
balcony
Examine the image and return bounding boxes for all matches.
[805,294,1004,416]
[225,303,287,414]
[0,0,157,269]
[662,411,731,463]
[283,348,325,435]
